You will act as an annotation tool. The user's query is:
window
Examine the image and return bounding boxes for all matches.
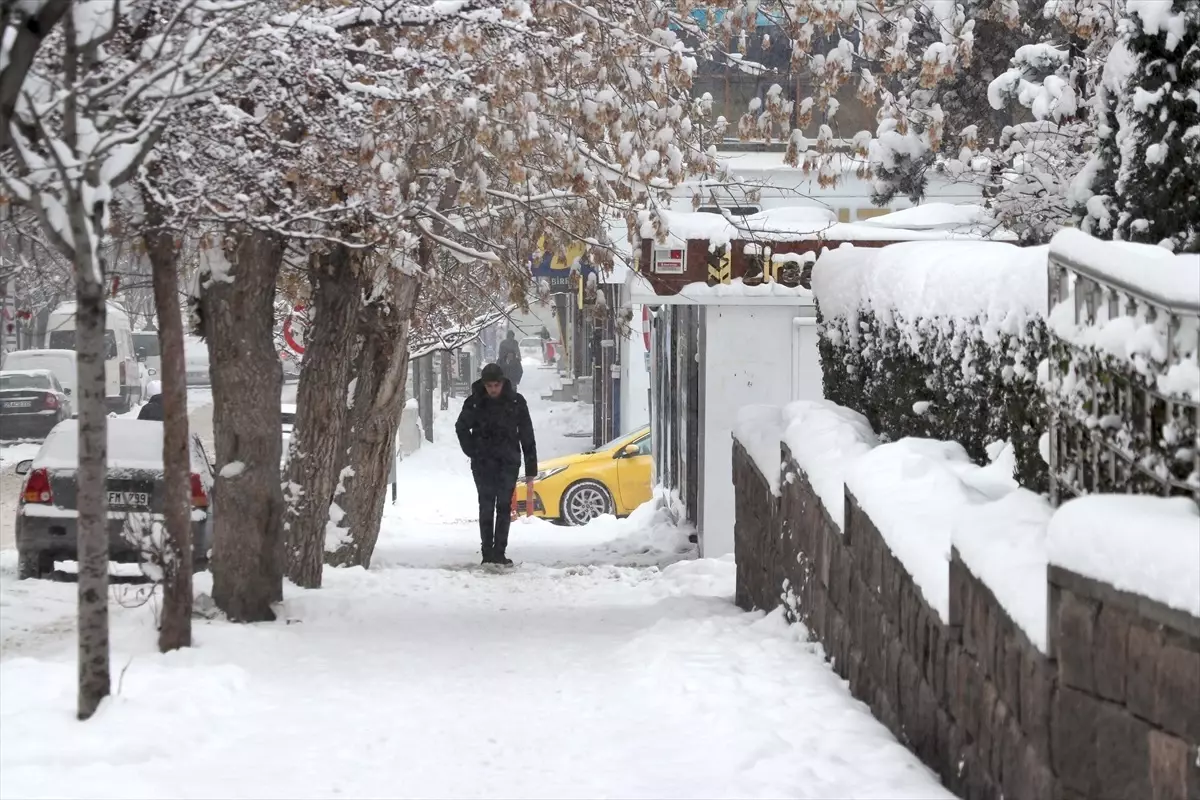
[631,434,652,456]
[0,373,51,391]
[48,330,118,359]
[133,332,160,357]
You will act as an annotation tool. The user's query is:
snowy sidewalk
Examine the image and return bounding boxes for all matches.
[0,367,951,799]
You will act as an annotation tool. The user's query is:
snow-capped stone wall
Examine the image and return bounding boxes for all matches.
[732,434,1200,800]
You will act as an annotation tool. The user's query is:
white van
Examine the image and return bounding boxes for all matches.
[44,301,142,413]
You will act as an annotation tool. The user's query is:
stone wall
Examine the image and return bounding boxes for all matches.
[731,441,1200,800]
[1049,567,1200,800]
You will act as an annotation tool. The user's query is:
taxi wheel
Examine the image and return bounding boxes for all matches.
[561,480,614,526]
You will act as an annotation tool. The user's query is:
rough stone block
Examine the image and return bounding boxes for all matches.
[1095,603,1131,704]
[886,637,903,709]
[1019,647,1053,761]
[898,651,920,739]
[1052,686,1099,796]
[1000,627,1022,723]
[943,640,962,712]
[828,609,846,676]
[983,593,1001,682]
[1148,729,1195,800]
[1056,589,1098,693]
[1127,620,1162,723]
[1156,640,1200,740]
[978,679,1000,776]
[960,653,982,738]
[914,676,938,765]
[1095,701,1152,800]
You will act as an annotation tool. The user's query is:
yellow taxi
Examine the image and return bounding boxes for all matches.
[515,425,652,525]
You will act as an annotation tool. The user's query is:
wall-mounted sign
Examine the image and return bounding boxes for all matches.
[652,247,686,275]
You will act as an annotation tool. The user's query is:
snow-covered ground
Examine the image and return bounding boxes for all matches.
[0,366,950,799]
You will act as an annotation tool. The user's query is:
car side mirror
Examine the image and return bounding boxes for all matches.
[137,352,147,362]
[15,460,32,476]
[617,444,639,459]
[63,387,71,396]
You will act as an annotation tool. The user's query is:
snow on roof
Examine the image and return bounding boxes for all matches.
[1048,494,1200,618]
[812,241,1049,340]
[642,204,1016,250]
[49,301,133,323]
[1049,228,1200,308]
[628,273,815,306]
[4,349,76,359]
[34,419,203,472]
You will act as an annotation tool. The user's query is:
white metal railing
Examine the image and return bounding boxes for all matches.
[1046,249,1200,506]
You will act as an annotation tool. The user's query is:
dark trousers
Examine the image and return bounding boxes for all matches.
[472,464,518,558]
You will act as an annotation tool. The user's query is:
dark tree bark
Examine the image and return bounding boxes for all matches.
[327,270,421,569]
[142,206,192,651]
[74,271,110,720]
[283,244,366,588]
[200,227,285,621]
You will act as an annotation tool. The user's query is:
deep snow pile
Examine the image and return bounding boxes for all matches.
[733,399,1052,643]
[0,366,952,800]
[1048,494,1200,618]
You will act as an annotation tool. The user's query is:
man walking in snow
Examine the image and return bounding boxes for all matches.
[498,329,523,387]
[455,363,538,566]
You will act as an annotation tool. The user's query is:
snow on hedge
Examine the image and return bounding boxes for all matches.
[1048,495,1200,618]
[813,240,1052,491]
[814,240,1049,339]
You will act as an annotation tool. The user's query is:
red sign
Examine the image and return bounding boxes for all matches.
[283,305,306,355]
[642,305,651,352]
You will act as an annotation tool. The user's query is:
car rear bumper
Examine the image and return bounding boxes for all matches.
[16,513,212,565]
[0,412,60,440]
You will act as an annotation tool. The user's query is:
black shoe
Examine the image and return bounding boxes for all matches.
[481,549,494,565]
[494,554,514,567]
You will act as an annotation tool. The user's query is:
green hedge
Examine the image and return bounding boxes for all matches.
[818,308,1050,492]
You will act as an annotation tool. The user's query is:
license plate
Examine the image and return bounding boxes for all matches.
[2,400,33,410]
[107,491,150,508]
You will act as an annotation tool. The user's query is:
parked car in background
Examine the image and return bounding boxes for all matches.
[513,425,652,525]
[185,336,210,386]
[0,370,72,440]
[0,349,77,398]
[13,418,215,580]
[44,301,141,412]
[519,336,544,362]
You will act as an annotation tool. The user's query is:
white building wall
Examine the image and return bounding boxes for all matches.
[619,298,651,435]
[699,305,799,558]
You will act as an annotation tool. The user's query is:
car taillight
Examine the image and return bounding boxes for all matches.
[22,468,53,504]
[190,473,208,508]
[42,393,59,410]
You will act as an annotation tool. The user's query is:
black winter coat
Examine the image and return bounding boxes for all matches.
[138,394,164,421]
[455,379,538,477]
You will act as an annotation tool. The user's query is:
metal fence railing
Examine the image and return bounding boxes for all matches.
[1046,249,1200,506]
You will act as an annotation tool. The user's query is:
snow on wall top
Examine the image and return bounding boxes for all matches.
[641,204,1017,250]
[847,437,1039,627]
[1048,495,1200,619]
[1049,228,1200,308]
[733,405,786,495]
[812,241,1049,345]
[780,400,878,533]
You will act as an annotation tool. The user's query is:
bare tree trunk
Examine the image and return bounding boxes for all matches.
[327,271,421,568]
[283,246,364,588]
[74,272,110,720]
[200,227,284,621]
[143,214,192,651]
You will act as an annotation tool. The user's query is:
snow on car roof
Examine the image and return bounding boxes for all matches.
[33,419,206,472]
[0,369,55,378]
